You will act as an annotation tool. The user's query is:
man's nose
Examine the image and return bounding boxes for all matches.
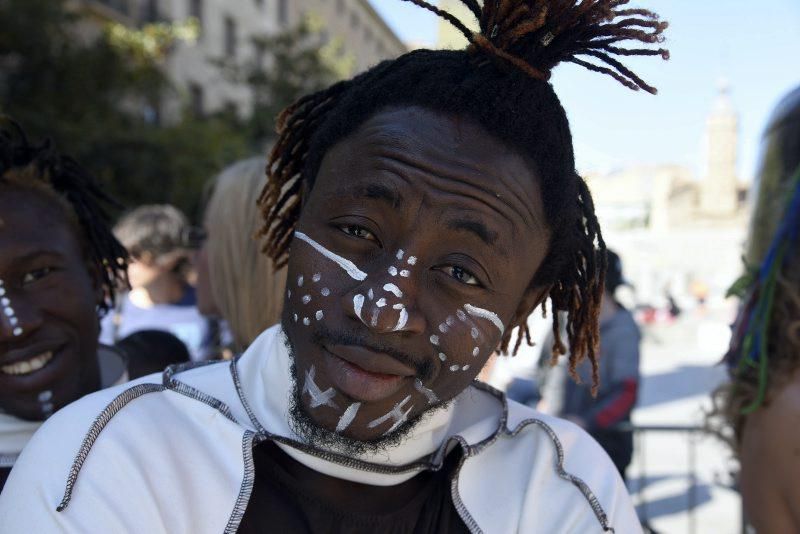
[342,275,426,335]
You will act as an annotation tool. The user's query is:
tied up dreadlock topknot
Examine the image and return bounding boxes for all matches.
[258,0,668,394]
[0,118,129,315]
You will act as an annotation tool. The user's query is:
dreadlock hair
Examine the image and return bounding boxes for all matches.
[0,118,129,316]
[258,0,668,393]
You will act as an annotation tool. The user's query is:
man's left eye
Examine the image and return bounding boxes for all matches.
[442,266,481,286]
[340,224,376,241]
[22,267,55,285]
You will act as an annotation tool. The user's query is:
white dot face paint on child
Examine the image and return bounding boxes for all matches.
[472,347,480,357]
[438,353,447,362]
[315,311,324,321]
[321,288,331,297]
[396,250,404,260]
[471,327,480,339]
[297,275,304,287]
[303,317,311,326]
[302,295,312,304]
[407,256,417,265]
[1,298,9,307]
[462,365,470,372]
[293,314,299,322]
[445,316,455,327]
[287,290,292,299]
[430,335,439,345]
[438,323,449,333]
[449,365,460,372]
[388,266,398,276]
[456,310,467,321]
[312,273,321,283]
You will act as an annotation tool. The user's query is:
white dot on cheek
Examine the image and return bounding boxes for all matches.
[302,295,312,304]
[438,353,447,362]
[449,365,459,372]
[430,335,440,346]
[312,273,321,283]
[388,266,398,276]
[297,276,304,287]
[462,365,470,371]
[472,347,480,357]
[303,317,310,326]
[316,311,324,321]
[321,288,331,297]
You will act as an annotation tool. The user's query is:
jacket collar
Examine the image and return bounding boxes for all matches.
[233,326,504,485]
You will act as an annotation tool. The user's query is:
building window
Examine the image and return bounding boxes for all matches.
[190,83,204,118]
[278,0,288,24]
[143,0,158,22]
[224,16,237,58]
[189,0,203,36]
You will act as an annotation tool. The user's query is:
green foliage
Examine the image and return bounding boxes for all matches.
[0,2,345,218]
[0,0,246,218]
[225,16,351,145]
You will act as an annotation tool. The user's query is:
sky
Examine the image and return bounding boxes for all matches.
[367,0,800,181]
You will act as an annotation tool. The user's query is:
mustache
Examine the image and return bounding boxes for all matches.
[309,324,436,381]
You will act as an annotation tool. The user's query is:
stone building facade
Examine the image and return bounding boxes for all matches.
[83,0,405,119]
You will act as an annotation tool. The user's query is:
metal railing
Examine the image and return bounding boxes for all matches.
[616,423,746,534]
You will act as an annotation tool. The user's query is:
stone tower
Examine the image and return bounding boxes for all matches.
[700,80,739,216]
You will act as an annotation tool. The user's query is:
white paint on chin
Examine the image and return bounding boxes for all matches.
[367,395,413,436]
[303,365,338,409]
[393,307,409,331]
[414,378,438,404]
[336,402,361,433]
[294,231,368,281]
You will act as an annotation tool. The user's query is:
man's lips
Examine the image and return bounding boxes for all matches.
[322,344,415,402]
[0,340,65,367]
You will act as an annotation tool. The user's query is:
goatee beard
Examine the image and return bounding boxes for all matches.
[282,320,450,458]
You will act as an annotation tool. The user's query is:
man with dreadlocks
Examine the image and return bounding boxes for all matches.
[0,2,667,531]
[0,121,129,491]
[715,86,800,533]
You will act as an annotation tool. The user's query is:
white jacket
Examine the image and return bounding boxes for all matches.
[0,326,640,533]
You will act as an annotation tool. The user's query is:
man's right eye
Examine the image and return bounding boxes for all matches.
[22,267,56,285]
[340,225,376,241]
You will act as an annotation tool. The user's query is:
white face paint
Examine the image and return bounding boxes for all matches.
[367,395,413,436]
[396,249,404,260]
[303,365,339,409]
[383,283,402,298]
[399,270,411,278]
[321,287,331,297]
[315,310,324,321]
[464,304,505,335]
[312,273,322,283]
[407,256,417,265]
[388,266,398,276]
[438,352,447,361]
[0,280,22,337]
[303,317,311,326]
[335,402,361,433]
[353,294,365,320]
[295,231,368,281]
[302,295,312,304]
[414,378,438,404]
[297,275,304,287]
[430,335,440,345]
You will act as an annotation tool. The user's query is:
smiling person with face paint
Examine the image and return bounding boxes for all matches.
[0,2,667,532]
[0,121,129,491]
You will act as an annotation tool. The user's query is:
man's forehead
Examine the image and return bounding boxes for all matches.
[320,106,548,235]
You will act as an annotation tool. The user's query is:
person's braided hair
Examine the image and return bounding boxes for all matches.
[258,0,668,393]
[0,119,129,316]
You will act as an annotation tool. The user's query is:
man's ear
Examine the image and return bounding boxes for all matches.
[508,283,551,333]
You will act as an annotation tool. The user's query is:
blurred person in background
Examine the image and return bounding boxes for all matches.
[100,204,213,361]
[717,85,800,533]
[115,330,190,379]
[538,249,641,480]
[195,158,286,357]
[0,121,128,490]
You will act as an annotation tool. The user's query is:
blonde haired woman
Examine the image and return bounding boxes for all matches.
[196,158,286,353]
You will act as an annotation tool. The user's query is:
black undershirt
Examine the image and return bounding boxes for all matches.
[0,466,10,492]
[238,441,470,534]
